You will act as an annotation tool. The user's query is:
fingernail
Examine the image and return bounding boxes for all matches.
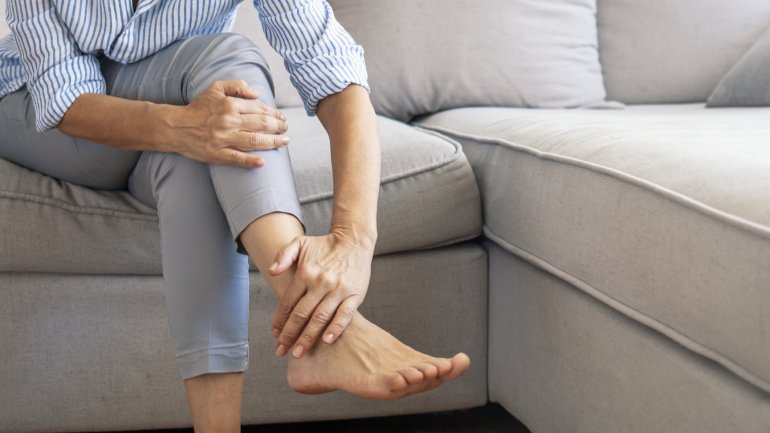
[280,114,286,121]
[269,262,278,271]
[292,345,304,358]
[272,328,280,338]
[323,333,334,344]
[281,137,290,145]
[275,344,286,356]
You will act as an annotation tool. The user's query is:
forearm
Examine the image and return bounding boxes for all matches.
[316,85,381,249]
[58,93,179,152]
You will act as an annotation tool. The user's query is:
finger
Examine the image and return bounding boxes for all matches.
[292,294,341,358]
[232,99,286,121]
[275,294,323,356]
[231,131,290,151]
[272,274,306,342]
[238,113,287,134]
[269,237,302,276]
[214,80,260,100]
[215,149,264,169]
[321,295,360,344]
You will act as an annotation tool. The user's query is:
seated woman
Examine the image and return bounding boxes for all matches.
[0,0,469,431]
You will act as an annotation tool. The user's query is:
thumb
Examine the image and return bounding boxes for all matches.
[217,79,260,100]
[269,237,302,276]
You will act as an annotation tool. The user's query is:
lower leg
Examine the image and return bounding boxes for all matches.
[239,212,471,400]
[184,372,244,433]
[240,211,304,299]
[174,213,301,433]
[131,152,253,433]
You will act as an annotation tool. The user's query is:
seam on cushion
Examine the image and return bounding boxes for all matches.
[0,191,158,221]
[483,226,770,395]
[419,124,770,239]
[402,232,482,253]
[3,124,467,213]
[298,126,464,204]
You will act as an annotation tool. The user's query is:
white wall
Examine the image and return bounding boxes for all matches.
[0,1,9,36]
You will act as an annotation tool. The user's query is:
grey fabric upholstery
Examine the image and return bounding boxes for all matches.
[4,2,770,432]
[0,244,488,433]
[327,0,607,121]
[707,26,770,107]
[598,0,770,103]
[0,107,481,274]
[417,104,770,393]
[486,242,770,433]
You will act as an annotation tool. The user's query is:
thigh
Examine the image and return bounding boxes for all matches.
[0,89,140,190]
[102,33,275,107]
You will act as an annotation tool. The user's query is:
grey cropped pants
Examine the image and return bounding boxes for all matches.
[0,33,304,380]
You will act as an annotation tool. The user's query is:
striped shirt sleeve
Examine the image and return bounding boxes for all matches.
[6,0,105,132]
[254,0,369,116]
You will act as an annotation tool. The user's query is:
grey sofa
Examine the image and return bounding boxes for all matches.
[2,1,770,433]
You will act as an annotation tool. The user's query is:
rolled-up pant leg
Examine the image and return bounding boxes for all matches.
[0,33,304,380]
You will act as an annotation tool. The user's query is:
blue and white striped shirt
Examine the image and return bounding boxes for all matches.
[0,0,368,132]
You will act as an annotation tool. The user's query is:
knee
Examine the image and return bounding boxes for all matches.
[147,152,213,195]
[184,33,276,106]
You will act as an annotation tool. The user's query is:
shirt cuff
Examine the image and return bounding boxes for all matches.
[27,55,105,132]
[289,46,370,116]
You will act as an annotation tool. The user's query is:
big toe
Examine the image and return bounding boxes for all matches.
[444,353,471,381]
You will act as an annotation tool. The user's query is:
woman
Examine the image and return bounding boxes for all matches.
[0,0,469,431]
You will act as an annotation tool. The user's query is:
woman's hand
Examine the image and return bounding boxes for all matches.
[168,80,290,168]
[269,228,375,358]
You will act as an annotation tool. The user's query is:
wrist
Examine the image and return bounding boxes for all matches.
[154,103,186,153]
[330,223,377,251]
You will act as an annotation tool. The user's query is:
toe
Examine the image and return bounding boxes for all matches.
[445,353,471,381]
[413,362,439,381]
[430,357,454,377]
[384,372,409,393]
[398,367,425,386]
[420,377,444,393]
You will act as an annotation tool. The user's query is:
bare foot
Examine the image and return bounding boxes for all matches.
[286,313,470,400]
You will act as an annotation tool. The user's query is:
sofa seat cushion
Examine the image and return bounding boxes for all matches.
[416,104,770,393]
[0,108,481,274]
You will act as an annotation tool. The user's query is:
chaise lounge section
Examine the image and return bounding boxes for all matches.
[2,0,770,432]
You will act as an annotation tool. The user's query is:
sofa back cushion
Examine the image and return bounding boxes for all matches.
[598,0,770,104]
[329,0,607,121]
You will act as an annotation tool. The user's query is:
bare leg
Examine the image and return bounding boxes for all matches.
[184,372,243,433]
[241,212,470,400]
